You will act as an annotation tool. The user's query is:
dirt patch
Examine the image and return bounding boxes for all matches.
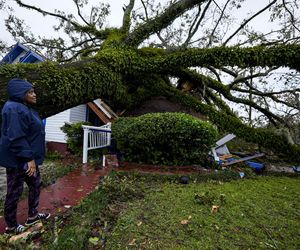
[58,154,82,166]
[118,161,211,175]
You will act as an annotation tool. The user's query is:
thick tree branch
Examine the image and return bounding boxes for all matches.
[145,44,300,72]
[125,0,207,46]
[202,87,234,114]
[0,60,123,118]
[122,0,135,34]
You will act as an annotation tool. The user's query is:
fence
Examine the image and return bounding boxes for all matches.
[82,123,111,164]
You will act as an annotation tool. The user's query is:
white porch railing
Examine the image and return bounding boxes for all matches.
[82,123,112,164]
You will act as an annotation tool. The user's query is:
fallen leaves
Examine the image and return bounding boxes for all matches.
[211,205,220,214]
[89,237,99,245]
[128,238,136,246]
[180,219,189,225]
[8,222,44,243]
[180,215,192,225]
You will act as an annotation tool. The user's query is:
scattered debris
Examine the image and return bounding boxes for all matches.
[53,217,59,245]
[223,153,265,167]
[268,165,295,173]
[210,134,265,172]
[89,237,100,246]
[239,172,245,178]
[179,175,189,184]
[293,166,300,173]
[180,216,192,225]
[211,205,220,214]
[103,154,119,167]
[128,238,136,246]
[180,219,189,225]
[9,222,43,243]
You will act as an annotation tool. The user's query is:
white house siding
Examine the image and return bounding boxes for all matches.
[70,104,87,123]
[45,109,71,143]
[45,105,87,143]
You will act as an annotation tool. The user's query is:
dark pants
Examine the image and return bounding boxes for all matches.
[4,167,41,228]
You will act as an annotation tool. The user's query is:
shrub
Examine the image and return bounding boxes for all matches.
[61,121,91,155]
[112,112,218,165]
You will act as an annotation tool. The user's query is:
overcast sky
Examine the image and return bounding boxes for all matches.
[0,0,130,44]
[0,0,278,46]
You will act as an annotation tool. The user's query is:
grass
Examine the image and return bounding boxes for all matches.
[0,132,297,250]
[105,173,299,250]
[3,170,297,249]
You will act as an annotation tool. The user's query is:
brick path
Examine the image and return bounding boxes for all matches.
[0,164,111,234]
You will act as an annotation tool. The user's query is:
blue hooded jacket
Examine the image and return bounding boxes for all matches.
[0,78,45,168]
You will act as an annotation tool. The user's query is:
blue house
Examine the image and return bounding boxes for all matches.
[1,42,45,64]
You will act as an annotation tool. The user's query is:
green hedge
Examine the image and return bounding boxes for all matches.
[60,121,91,155]
[112,112,218,165]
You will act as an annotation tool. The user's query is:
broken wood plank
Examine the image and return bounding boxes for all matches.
[223,153,265,166]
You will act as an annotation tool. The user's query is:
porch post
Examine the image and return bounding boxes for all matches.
[82,127,89,164]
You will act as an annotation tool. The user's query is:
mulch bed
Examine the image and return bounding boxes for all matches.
[118,161,212,175]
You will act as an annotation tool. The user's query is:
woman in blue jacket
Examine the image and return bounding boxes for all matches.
[0,78,50,234]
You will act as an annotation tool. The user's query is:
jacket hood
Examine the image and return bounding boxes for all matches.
[7,78,33,103]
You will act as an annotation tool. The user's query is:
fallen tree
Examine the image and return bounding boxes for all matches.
[0,0,299,162]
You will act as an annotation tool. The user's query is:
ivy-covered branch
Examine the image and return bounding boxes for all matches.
[122,0,135,34]
[149,44,300,72]
[0,61,125,118]
[125,0,207,46]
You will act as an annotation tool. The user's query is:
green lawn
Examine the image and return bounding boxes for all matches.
[105,174,299,249]
[2,171,299,249]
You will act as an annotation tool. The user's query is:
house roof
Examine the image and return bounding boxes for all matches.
[1,42,45,64]
[88,99,118,123]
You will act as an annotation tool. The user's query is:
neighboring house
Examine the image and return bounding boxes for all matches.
[1,42,117,154]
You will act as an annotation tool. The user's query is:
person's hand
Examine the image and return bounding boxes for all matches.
[26,160,37,177]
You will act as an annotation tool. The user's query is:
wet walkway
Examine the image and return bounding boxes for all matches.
[0,164,111,234]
